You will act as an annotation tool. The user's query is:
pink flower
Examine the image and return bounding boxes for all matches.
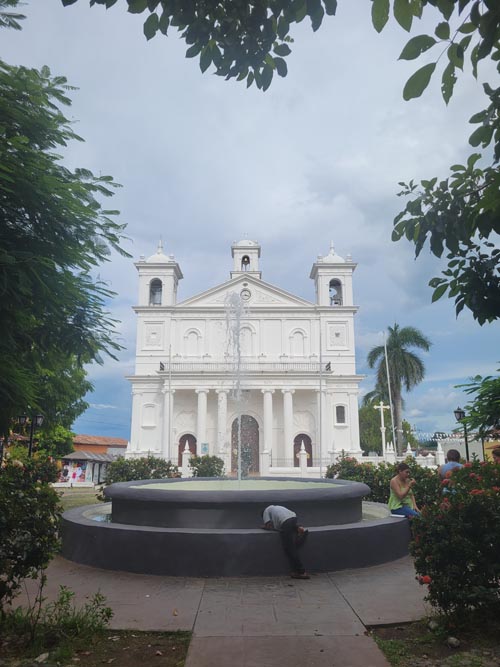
[470,489,485,496]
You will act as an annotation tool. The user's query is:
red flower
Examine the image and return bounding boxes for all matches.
[441,479,450,486]
[464,462,473,468]
[492,486,500,492]
[417,575,432,585]
[470,489,485,495]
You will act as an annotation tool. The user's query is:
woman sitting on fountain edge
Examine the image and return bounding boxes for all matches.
[261,505,310,579]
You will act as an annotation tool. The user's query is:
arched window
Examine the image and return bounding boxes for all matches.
[178,434,197,466]
[293,434,313,467]
[241,255,250,271]
[329,279,342,306]
[240,326,254,356]
[149,279,162,306]
[290,329,306,357]
[335,405,347,424]
[184,328,202,356]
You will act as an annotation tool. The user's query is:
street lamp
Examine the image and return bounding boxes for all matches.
[18,414,44,457]
[454,406,469,462]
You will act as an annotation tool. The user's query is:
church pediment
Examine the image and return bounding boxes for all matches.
[177,276,313,309]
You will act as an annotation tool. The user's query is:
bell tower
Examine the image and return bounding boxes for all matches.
[135,240,183,307]
[309,242,356,306]
[230,239,262,280]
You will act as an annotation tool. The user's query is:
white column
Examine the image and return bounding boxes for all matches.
[216,389,228,455]
[130,389,142,454]
[162,384,170,460]
[196,389,209,451]
[282,389,295,466]
[262,389,274,459]
[326,390,335,455]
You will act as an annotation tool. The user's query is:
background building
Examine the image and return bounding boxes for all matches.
[128,240,363,473]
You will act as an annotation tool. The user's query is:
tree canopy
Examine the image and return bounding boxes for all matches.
[64,0,500,324]
[0,56,128,436]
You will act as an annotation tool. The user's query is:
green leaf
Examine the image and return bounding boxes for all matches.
[274,43,292,56]
[441,60,456,104]
[274,57,288,77]
[432,283,448,302]
[458,22,475,34]
[403,62,436,100]
[158,11,169,35]
[434,21,450,39]
[469,110,488,124]
[323,0,337,16]
[143,12,159,40]
[371,0,389,32]
[277,17,290,39]
[435,0,454,20]
[394,0,413,32]
[399,35,437,60]
[447,43,464,70]
[199,46,212,73]
[469,125,493,148]
[261,64,274,91]
[186,42,203,58]
[127,0,148,14]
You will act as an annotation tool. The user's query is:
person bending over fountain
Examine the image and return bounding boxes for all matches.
[388,463,420,519]
[261,505,310,579]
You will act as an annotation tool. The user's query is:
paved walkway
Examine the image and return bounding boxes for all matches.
[16,556,429,667]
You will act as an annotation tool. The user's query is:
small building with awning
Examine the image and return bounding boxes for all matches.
[59,451,118,486]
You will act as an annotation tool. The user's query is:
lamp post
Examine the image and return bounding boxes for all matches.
[454,407,469,462]
[18,414,44,457]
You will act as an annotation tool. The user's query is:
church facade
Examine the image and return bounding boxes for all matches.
[127,240,363,473]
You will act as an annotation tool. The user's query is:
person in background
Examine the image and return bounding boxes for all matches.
[261,505,310,579]
[439,449,463,479]
[492,448,500,464]
[388,463,420,518]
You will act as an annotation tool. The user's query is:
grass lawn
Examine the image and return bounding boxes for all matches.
[59,487,101,511]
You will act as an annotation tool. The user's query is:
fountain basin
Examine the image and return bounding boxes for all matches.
[104,477,369,528]
[61,477,411,575]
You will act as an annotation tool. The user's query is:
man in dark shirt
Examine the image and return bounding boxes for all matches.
[262,505,309,579]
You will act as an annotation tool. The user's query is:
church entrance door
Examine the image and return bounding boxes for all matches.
[231,415,260,475]
[293,433,313,467]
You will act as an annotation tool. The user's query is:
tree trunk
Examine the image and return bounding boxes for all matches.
[394,392,404,455]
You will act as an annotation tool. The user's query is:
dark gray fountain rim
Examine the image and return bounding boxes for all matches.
[103,476,370,505]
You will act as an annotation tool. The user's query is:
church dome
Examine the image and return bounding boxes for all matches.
[321,242,345,263]
[147,240,173,263]
[233,239,258,247]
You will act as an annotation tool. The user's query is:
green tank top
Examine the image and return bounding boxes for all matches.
[388,487,414,511]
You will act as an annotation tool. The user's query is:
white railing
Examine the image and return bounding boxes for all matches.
[159,361,323,373]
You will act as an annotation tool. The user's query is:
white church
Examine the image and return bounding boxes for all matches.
[127,240,363,474]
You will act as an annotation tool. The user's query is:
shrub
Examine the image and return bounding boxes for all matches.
[325,453,440,506]
[0,457,61,612]
[189,455,225,477]
[411,459,500,622]
[103,455,178,486]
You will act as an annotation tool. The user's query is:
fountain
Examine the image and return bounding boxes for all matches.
[61,292,410,576]
[61,476,410,575]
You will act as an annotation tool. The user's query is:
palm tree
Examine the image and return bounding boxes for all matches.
[365,324,431,454]
[0,0,25,31]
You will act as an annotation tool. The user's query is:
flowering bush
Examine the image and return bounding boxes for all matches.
[325,453,440,506]
[411,459,500,621]
[0,457,61,611]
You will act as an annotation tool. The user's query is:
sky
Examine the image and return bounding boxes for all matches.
[3,1,499,442]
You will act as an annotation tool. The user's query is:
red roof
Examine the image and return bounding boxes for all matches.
[73,434,128,447]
